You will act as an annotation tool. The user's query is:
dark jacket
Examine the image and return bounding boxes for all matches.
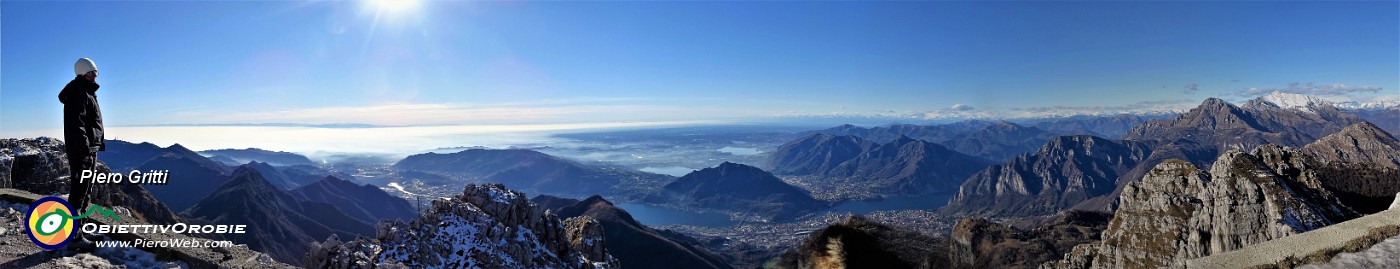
[59,75,105,155]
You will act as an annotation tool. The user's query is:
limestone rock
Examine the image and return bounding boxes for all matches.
[1043,145,1357,269]
[563,216,618,266]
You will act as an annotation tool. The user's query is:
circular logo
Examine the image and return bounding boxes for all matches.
[26,196,75,250]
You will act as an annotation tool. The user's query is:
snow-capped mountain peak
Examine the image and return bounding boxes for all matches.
[1247,91,1335,114]
[1334,100,1400,110]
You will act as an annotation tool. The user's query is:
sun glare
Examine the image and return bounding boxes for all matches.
[365,0,422,15]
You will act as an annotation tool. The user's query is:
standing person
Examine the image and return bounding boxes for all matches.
[59,57,104,249]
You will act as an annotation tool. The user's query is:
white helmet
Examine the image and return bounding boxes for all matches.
[74,58,98,76]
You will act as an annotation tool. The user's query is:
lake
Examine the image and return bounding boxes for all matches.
[615,203,738,227]
[616,194,953,228]
[638,166,697,177]
[717,147,762,155]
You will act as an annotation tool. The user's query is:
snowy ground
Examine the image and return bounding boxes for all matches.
[1298,235,1400,269]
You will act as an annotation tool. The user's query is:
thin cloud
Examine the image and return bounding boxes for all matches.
[1183,83,1198,94]
[950,104,975,111]
[1237,82,1383,97]
[773,99,1192,122]
[1007,99,1195,117]
[160,103,678,126]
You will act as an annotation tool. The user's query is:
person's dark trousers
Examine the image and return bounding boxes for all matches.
[67,152,94,240]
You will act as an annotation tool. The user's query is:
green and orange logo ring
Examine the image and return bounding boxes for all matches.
[26,196,76,250]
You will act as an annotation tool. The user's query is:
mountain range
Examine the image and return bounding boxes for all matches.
[947,93,1381,217]
[184,166,375,264]
[1124,93,1362,157]
[809,121,1062,162]
[1027,114,1173,138]
[199,148,316,167]
[940,121,1060,162]
[769,134,992,196]
[138,151,233,211]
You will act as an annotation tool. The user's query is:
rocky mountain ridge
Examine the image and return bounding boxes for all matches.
[304,183,618,268]
[184,166,374,264]
[1302,121,1400,169]
[942,136,1152,217]
[769,134,991,196]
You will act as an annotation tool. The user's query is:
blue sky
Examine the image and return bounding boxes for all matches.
[3,1,1397,135]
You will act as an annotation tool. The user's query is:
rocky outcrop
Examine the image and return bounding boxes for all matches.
[0,137,180,225]
[1302,121,1400,169]
[942,136,1151,217]
[563,216,619,267]
[539,195,734,269]
[304,184,617,268]
[1043,145,1357,269]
